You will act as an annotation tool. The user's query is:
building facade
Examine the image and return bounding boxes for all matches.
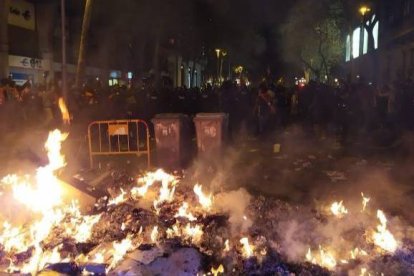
[345,0,414,87]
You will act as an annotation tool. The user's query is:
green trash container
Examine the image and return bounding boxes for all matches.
[152,113,191,169]
[193,113,229,157]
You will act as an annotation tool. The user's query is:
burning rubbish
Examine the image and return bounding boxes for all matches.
[0,130,413,275]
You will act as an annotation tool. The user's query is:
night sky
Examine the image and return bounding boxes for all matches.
[69,0,297,79]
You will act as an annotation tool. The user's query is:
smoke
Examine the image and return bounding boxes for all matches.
[213,188,252,234]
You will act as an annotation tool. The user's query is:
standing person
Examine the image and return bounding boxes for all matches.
[253,83,275,135]
[375,85,391,127]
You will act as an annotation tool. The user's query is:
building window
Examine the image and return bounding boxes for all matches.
[352,27,360,58]
[363,28,368,55]
[345,35,351,62]
[373,20,379,50]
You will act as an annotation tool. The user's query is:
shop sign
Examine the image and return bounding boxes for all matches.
[8,0,35,30]
[9,55,43,70]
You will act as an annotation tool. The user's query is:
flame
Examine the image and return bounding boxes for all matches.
[240,237,254,258]
[3,130,68,212]
[350,247,368,259]
[372,210,398,252]
[153,172,177,211]
[330,201,348,217]
[109,236,134,270]
[68,213,102,243]
[108,188,127,206]
[224,239,230,252]
[150,226,159,243]
[193,184,213,210]
[360,267,369,276]
[211,264,224,276]
[132,169,176,198]
[361,192,370,212]
[175,202,197,221]
[306,246,337,270]
[184,223,203,244]
[93,252,105,263]
[58,97,71,125]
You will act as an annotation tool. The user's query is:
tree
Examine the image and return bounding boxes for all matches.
[281,0,345,81]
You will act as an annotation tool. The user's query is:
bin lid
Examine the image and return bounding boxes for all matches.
[194,113,228,119]
[153,113,188,119]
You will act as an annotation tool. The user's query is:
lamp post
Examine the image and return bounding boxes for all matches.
[61,0,67,101]
[215,49,221,85]
[220,50,227,83]
[359,5,371,56]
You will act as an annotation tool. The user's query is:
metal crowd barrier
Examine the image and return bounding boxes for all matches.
[87,119,151,168]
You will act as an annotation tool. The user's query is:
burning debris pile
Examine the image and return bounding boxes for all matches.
[0,130,414,275]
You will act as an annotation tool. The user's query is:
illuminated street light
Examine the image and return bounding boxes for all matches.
[215,49,221,59]
[359,6,371,16]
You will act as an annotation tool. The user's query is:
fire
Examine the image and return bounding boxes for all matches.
[2,130,68,212]
[153,171,177,211]
[350,247,368,259]
[68,213,102,243]
[184,223,203,244]
[108,188,127,206]
[58,97,71,124]
[306,246,337,270]
[132,169,176,198]
[330,201,348,217]
[109,236,134,270]
[150,226,159,243]
[93,252,105,263]
[361,192,370,212]
[211,264,224,276]
[372,210,398,253]
[240,237,254,258]
[193,184,213,210]
[175,202,197,221]
[224,239,230,252]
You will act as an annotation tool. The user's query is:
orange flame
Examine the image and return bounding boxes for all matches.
[58,97,71,125]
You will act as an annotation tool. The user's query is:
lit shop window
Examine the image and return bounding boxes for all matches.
[352,27,360,58]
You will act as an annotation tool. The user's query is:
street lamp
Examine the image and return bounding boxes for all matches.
[359,6,371,16]
[358,5,371,56]
[215,49,221,84]
[220,50,227,82]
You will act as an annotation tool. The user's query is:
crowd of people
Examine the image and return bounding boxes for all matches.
[1,76,414,146]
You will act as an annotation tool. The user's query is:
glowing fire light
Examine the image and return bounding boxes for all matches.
[350,247,368,259]
[109,236,134,270]
[306,246,337,270]
[4,130,69,212]
[372,210,398,253]
[108,188,127,206]
[224,239,230,252]
[211,264,224,276]
[175,202,197,221]
[330,201,348,217]
[193,184,213,210]
[240,237,254,258]
[58,97,71,125]
[184,223,203,244]
[132,169,176,198]
[150,226,159,243]
[361,192,370,212]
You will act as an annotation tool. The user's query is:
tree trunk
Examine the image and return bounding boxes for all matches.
[0,0,9,79]
[75,0,94,88]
